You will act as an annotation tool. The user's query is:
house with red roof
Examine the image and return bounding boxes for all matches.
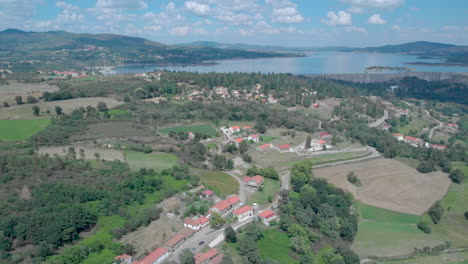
[447,123,459,129]
[165,234,186,251]
[138,247,169,264]
[393,133,404,141]
[259,143,272,150]
[278,144,291,152]
[229,126,241,133]
[195,248,219,264]
[382,124,391,131]
[404,136,424,147]
[243,125,252,130]
[209,195,241,215]
[431,144,446,151]
[226,195,241,206]
[258,210,278,226]
[184,216,210,231]
[233,205,254,221]
[203,190,214,198]
[248,134,260,143]
[114,254,132,264]
[243,175,264,189]
[231,137,243,146]
[320,132,332,139]
[398,110,410,117]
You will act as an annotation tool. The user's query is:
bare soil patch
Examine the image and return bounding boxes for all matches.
[313,158,450,215]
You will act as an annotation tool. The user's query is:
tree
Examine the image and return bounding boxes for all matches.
[26,95,38,104]
[417,220,431,233]
[15,95,23,105]
[465,211,468,220]
[210,212,225,229]
[32,106,41,116]
[239,141,248,154]
[300,255,315,264]
[224,226,237,243]
[346,171,361,186]
[290,236,309,254]
[255,121,267,134]
[417,160,435,173]
[179,249,195,264]
[3,101,9,107]
[55,106,63,115]
[427,201,444,224]
[305,135,311,149]
[336,247,360,264]
[449,169,465,184]
[97,101,108,112]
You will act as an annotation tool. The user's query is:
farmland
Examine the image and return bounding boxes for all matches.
[126,151,179,172]
[247,178,281,205]
[158,124,217,138]
[313,158,450,215]
[352,203,441,258]
[0,119,50,141]
[191,169,239,198]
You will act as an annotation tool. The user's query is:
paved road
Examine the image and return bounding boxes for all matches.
[312,147,381,169]
[368,109,388,128]
[225,171,246,203]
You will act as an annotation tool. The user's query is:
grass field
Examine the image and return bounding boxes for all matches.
[257,228,298,264]
[0,119,50,141]
[107,109,130,119]
[191,169,239,198]
[383,250,468,264]
[398,118,431,135]
[247,179,281,205]
[259,135,278,143]
[158,124,217,137]
[126,151,179,172]
[353,203,441,258]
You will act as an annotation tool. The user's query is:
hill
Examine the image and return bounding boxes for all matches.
[0,29,303,71]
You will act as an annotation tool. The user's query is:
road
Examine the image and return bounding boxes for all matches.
[225,171,246,203]
[368,109,388,128]
[403,100,444,140]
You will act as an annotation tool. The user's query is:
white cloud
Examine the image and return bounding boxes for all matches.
[184,1,211,16]
[344,26,367,32]
[368,14,386,24]
[341,0,404,8]
[321,11,352,26]
[170,26,190,36]
[271,6,304,24]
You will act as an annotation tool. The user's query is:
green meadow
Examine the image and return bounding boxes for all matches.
[0,119,50,141]
[191,169,239,199]
[125,151,179,172]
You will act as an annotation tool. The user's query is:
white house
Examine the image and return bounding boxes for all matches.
[258,210,278,226]
[248,134,260,143]
[233,205,254,222]
[184,216,210,231]
[139,247,169,264]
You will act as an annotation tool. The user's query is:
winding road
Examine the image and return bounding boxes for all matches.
[368,109,388,128]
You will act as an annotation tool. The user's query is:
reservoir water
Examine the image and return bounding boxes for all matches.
[113,52,468,75]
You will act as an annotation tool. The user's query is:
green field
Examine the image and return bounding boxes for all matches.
[247,179,281,205]
[353,203,440,258]
[259,135,278,143]
[398,118,431,135]
[383,250,468,264]
[158,124,217,137]
[191,169,239,198]
[257,228,298,264]
[107,109,130,119]
[311,151,372,166]
[0,118,50,141]
[125,151,179,172]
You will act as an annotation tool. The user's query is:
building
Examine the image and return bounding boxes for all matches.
[226,195,241,206]
[404,136,424,147]
[447,123,459,129]
[184,216,210,231]
[139,247,169,264]
[278,144,291,152]
[165,234,186,251]
[188,132,195,139]
[195,249,219,264]
[233,205,254,221]
[259,143,272,150]
[320,132,332,139]
[383,124,391,131]
[243,125,252,131]
[258,210,278,226]
[230,126,241,133]
[231,137,243,146]
[178,227,195,240]
[243,175,264,189]
[313,103,320,108]
[393,133,404,141]
[308,139,326,151]
[203,190,214,198]
[398,110,410,117]
[114,254,132,264]
[209,195,241,215]
[248,134,260,143]
[431,144,446,151]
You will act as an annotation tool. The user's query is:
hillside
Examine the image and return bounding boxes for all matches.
[0,29,303,71]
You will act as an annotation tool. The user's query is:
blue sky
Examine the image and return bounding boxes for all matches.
[1,0,467,47]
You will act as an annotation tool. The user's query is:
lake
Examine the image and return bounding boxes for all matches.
[113,52,468,75]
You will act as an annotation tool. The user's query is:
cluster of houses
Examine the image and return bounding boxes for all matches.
[393,133,446,150]
[134,72,161,80]
[50,70,88,78]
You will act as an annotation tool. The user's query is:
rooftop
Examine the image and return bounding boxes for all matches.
[259,209,276,219]
[233,205,254,216]
[139,247,168,264]
[195,248,219,264]
[165,234,185,248]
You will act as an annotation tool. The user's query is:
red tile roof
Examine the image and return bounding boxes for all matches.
[139,247,168,264]
[195,249,219,264]
[185,216,210,227]
[165,234,185,248]
[226,195,240,205]
[243,175,264,185]
[317,139,326,145]
[431,144,446,150]
[251,134,259,138]
[233,205,253,216]
[203,190,214,196]
[260,143,271,149]
[211,200,231,212]
[115,254,132,261]
[393,133,403,137]
[278,144,291,149]
[259,209,276,219]
[231,126,240,130]
[244,126,252,129]
[320,132,331,137]
[233,138,243,143]
[404,136,421,141]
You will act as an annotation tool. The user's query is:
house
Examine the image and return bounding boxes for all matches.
[191,90,202,96]
[278,144,291,152]
[393,133,404,141]
[431,144,446,151]
[313,103,320,108]
[184,216,210,231]
[178,227,195,240]
[267,97,277,104]
[248,134,260,143]
[229,126,241,133]
[231,137,243,146]
[404,136,424,147]
[139,247,169,264]
[209,200,232,215]
[243,175,264,189]
[320,132,332,139]
[165,234,186,251]
[233,205,254,221]
[114,254,132,264]
[309,139,326,151]
[203,190,214,198]
[258,210,278,226]
[382,124,391,131]
[447,123,459,129]
[195,249,219,264]
[398,110,410,117]
[243,126,252,131]
[259,143,272,150]
[226,195,241,207]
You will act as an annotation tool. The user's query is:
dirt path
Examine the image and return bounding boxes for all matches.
[368,109,388,128]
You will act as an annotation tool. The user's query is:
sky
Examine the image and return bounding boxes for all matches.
[1,0,467,47]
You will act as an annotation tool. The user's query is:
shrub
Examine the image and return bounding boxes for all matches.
[417,220,432,233]
[449,169,465,184]
[427,201,444,224]
[346,171,361,186]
